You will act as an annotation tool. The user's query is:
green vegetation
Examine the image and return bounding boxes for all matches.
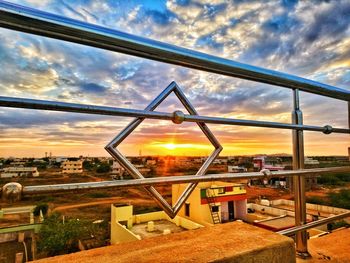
[327,220,350,231]
[86,192,112,198]
[328,189,350,209]
[318,172,350,186]
[83,160,94,171]
[306,196,326,206]
[96,162,111,173]
[133,206,161,214]
[307,189,350,210]
[38,213,103,256]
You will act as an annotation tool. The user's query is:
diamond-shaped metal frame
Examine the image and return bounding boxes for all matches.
[105,81,222,218]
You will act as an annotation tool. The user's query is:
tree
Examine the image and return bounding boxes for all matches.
[96,162,111,173]
[83,160,94,171]
[38,213,98,256]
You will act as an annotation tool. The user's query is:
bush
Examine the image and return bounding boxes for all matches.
[83,160,94,171]
[306,196,326,206]
[87,192,111,198]
[33,203,49,216]
[96,162,111,173]
[318,172,350,186]
[38,213,99,256]
[328,189,350,209]
[327,220,350,231]
[308,189,350,210]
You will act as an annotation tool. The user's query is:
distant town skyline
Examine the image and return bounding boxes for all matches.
[0,0,349,157]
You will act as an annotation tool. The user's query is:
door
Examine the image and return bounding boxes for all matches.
[228,201,234,221]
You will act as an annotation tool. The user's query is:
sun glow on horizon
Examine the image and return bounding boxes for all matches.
[164,143,177,150]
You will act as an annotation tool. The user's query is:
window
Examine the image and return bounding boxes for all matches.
[185,203,190,217]
[211,206,219,212]
[225,186,233,192]
[218,188,225,194]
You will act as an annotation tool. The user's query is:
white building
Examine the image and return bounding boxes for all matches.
[61,160,83,174]
[228,165,247,173]
[1,167,39,178]
[9,161,26,167]
[305,157,320,165]
[146,159,156,166]
[111,161,125,179]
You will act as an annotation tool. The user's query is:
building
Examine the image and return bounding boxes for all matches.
[146,159,156,166]
[304,157,320,165]
[228,165,247,173]
[1,167,39,178]
[110,204,203,244]
[61,160,83,174]
[51,156,68,163]
[0,206,42,262]
[9,161,26,167]
[246,199,349,233]
[111,161,125,180]
[172,181,247,226]
[253,156,285,171]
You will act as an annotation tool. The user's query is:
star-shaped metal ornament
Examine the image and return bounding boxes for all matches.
[105,81,222,218]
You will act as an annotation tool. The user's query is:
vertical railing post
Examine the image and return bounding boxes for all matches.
[348,102,350,162]
[292,89,309,257]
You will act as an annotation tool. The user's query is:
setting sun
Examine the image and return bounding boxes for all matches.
[164,143,177,150]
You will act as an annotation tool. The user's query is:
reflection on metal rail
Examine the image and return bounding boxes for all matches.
[0,95,349,134]
[0,0,350,101]
[2,167,349,196]
[278,211,350,236]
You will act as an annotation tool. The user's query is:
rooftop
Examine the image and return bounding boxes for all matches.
[34,221,295,263]
[298,228,350,263]
[130,220,186,239]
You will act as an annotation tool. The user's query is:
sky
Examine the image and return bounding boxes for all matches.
[0,0,349,158]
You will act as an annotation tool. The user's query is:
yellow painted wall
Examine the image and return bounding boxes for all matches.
[110,222,141,244]
[172,181,246,226]
[111,204,133,229]
[111,204,203,244]
[173,184,214,226]
[134,211,165,224]
[133,210,203,230]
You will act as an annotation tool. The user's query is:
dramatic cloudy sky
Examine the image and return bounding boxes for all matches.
[0,0,349,157]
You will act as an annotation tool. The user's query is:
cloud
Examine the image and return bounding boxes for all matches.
[304,1,350,43]
[79,83,108,94]
[0,0,349,157]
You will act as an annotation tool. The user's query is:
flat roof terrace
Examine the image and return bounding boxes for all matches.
[273,204,337,218]
[131,219,186,239]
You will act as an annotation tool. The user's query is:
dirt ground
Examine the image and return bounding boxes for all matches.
[0,168,343,226]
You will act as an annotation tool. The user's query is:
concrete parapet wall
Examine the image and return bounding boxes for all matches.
[270,199,349,214]
[133,211,203,230]
[35,221,296,263]
[248,203,313,221]
[110,222,141,244]
[134,211,165,224]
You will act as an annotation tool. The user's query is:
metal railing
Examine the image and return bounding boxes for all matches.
[0,0,349,257]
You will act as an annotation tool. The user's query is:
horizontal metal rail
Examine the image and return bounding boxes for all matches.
[1,96,349,134]
[9,166,350,195]
[0,1,349,101]
[278,211,350,236]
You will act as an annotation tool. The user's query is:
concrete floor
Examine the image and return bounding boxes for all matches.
[131,220,186,239]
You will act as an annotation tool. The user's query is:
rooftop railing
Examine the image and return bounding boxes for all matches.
[0,0,349,258]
